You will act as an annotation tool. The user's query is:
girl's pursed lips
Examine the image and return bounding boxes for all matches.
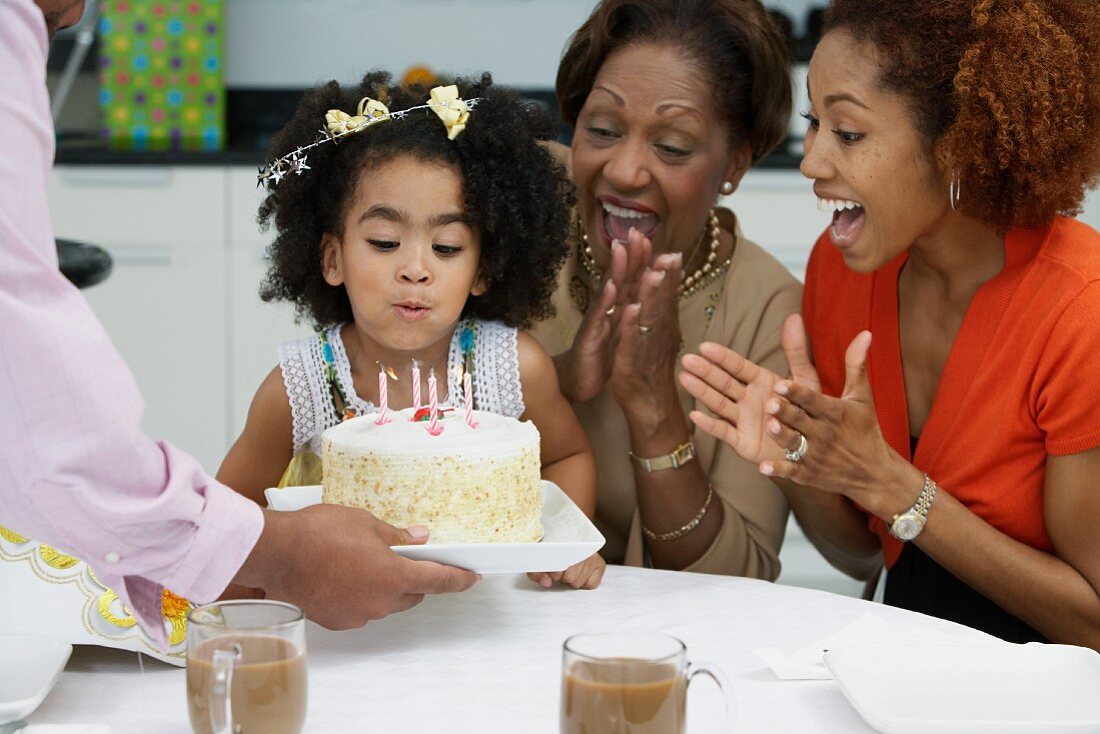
[394,303,432,322]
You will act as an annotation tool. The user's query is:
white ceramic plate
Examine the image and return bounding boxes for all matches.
[824,643,1100,733]
[0,636,72,724]
[265,481,605,574]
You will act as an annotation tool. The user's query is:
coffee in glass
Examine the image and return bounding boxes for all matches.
[561,632,732,733]
[186,599,307,734]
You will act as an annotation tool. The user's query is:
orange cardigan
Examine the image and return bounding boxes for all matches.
[803,216,1100,568]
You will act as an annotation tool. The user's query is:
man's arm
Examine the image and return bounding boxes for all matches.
[0,0,477,645]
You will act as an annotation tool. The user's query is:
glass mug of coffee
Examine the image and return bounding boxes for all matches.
[186,600,307,734]
[561,632,734,733]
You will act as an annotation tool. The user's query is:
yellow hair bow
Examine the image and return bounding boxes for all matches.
[428,85,470,140]
[261,88,478,188]
[325,96,391,137]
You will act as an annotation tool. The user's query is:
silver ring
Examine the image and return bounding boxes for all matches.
[784,433,808,463]
[605,305,616,316]
[638,325,652,335]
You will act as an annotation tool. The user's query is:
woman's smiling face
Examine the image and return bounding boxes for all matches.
[800,29,952,272]
[570,42,744,259]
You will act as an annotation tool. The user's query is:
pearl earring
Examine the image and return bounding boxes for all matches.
[720,180,735,196]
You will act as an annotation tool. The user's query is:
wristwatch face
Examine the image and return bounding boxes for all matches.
[890,513,921,541]
[675,443,695,463]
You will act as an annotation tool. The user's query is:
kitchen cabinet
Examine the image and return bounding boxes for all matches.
[46,166,315,471]
[225,168,312,443]
[47,167,230,473]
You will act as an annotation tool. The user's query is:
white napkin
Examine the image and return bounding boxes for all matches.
[756,612,1002,680]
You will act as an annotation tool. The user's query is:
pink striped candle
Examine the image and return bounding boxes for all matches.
[375,363,391,425]
[427,367,443,436]
[463,370,478,429]
[410,359,421,414]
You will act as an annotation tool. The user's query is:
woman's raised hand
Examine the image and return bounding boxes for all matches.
[556,228,661,403]
[758,331,905,509]
[678,314,821,465]
[556,240,628,402]
[607,227,685,411]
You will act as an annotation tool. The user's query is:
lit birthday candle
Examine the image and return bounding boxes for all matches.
[463,369,477,429]
[427,366,443,436]
[375,362,391,425]
[410,359,421,415]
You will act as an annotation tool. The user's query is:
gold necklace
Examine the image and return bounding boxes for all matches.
[575,210,731,300]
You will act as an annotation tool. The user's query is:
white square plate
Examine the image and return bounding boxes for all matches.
[824,643,1100,733]
[0,636,72,724]
[265,480,605,574]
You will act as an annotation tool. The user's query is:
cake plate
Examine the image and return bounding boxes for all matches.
[264,481,605,574]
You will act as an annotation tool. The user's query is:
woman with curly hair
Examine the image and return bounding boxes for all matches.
[681,0,1100,646]
[531,0,801,577]
[218,72,603,589]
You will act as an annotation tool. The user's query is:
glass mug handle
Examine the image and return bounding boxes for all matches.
[686,659,736,728]
[209,644,243,734]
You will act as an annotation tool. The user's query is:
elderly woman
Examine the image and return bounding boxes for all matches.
[532,0,801,576]
[681,0,1100,647]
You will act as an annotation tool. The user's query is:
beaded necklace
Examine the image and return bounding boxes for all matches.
[571,209,733,314]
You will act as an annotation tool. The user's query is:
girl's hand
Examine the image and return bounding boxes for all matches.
[760,331,909,514]
[607,228,684,413]
[527,553,606,590]
[679,314,821,465]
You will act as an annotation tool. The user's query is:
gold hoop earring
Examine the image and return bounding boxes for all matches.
[949,172,961,211]
[720,180,735,196]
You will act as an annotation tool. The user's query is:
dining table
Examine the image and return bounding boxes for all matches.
[28,565,991,732]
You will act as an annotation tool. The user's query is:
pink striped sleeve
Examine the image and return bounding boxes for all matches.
[0,0,263,647]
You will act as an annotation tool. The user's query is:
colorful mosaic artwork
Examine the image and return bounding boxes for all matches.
[97,1,224,151]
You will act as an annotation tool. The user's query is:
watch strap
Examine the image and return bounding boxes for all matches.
[629,441,696,473]
[888,473,937,541]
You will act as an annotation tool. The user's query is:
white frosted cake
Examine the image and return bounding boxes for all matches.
[321,408,542,543]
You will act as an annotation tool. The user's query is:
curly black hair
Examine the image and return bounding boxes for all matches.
[257,72,575,330]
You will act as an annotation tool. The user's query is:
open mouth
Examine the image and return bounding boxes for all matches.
[599,200,660,243]
[818,197,865,246]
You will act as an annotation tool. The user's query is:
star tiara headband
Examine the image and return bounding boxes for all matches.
[257,84,481,188]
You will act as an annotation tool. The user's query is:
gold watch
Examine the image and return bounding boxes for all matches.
[888,473,937,541]
[629,441,696,473]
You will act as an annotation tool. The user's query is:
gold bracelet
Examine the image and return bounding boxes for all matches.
[641,486,714,542]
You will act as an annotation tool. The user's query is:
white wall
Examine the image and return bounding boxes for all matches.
[224,0,822,89]
[224,0,597,89]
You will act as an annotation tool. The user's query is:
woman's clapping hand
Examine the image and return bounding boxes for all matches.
[679,314,821,466]
[756,330,908,512]
[681,315,909,512]
[607,228,684,412]
[557,227,684,412]
[555,240,628,403]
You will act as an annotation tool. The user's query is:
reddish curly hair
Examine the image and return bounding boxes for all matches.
[825,0,1100,230]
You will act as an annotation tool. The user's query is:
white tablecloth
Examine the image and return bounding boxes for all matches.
[30,566,988,732]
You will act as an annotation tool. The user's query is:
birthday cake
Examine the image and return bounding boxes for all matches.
[321,408,543,543]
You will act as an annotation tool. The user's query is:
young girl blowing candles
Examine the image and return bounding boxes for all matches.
[219,72,603,589]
